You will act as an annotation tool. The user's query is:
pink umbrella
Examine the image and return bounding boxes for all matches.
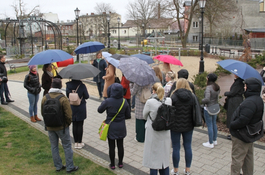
[154,55,183,66]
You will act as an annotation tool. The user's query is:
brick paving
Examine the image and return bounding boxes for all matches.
[3,80,265,175]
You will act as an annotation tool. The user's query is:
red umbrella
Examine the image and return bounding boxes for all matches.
[154,55,183,66]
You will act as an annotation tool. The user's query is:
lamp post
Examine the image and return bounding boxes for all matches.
[199,0,206,74]
[74,7,80,62]
[142,23,144,47]
[149,25,151,35]
[117,17,120,50]
[107,15,110,49]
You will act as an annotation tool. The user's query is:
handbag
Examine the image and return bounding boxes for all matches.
[69,84,83,106]
[238,120,264,143]
[115,76,120,83]
[192,94,203,127]
[206,103,220,115]
[98,99,125,141]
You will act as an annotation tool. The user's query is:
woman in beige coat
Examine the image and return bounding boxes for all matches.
[102,62,115,99]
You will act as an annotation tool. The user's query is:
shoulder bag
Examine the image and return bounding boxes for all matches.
[238,120,264,143]
[99,99,125,141]
[69,84,83,106]
[192,94,203,127]
[206,103,220,115]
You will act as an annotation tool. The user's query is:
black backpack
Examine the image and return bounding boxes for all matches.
[42,94,65,128]
[149,98,176,131]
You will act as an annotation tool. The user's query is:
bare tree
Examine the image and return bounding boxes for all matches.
[202,0,238,37]
[11,0,40,19]
[126,0,163,35]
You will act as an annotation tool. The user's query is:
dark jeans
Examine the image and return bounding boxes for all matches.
[131,95,135,108]
[72,121,84,143]
[96,79,104,98]
[0,82,10,103]
[150,167,169,175]
[126,98,131,119]
[108,138,124,166]
[171,130,193,168]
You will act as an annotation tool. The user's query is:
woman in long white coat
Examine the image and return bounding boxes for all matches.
[143,82,172,175]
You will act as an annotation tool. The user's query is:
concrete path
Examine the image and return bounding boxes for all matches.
[2,80,265,175]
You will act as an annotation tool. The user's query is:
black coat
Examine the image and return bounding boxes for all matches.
[92,59,107,83]
[230,78,264,142]
[98,83,130,140]
[24,72,41,95]
[167,81,195,97]
[224,78,244,128]
[170,88,194,132]
[66,80,89,121]
[41,71,52,95]
[0,62,8,82]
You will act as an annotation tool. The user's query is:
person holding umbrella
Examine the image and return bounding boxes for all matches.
[224,74,244,140]
[66,79,89,149]
[42,63,53,96]
[102,62,116,99]
[24,65,42,122]
[91,51,107,99]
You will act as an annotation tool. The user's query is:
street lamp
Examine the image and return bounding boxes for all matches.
[142,23,144,47]
[74,7,80,61]
[107,15,110,49]
[199,0,206,74]
[117,17,120,50]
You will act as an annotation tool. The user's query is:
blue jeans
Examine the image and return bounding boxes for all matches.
[150,167,169,175]
[0,82,10,103]
[96,79,104,98]
[48,127,75,171]
[27,92,39,117]
[171,130,193,168]
[204,109,217,144]
[131,95,136,108]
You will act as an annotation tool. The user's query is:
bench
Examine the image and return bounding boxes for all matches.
[123,48,143,55]
[251,49,262,57]
[168,48,191,56]
[7,58,31,73]
[219,48,235,58]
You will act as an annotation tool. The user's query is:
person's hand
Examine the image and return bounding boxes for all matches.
[102,76,106,80]
[263,67,265,71]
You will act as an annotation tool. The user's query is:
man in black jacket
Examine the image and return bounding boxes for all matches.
[0,55,14,105]
[230,77,264,175]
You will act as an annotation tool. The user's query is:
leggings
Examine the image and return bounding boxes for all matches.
[72,121,84,143]
[108,138,124,166]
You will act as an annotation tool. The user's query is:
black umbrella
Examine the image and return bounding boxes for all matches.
[59,63,100,80]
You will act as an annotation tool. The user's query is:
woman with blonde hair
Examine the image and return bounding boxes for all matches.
[152,66,163,84]
[164,71,176,97]
[170,78,194,175]
[143,82,172,175]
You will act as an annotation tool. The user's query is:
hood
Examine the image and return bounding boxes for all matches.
[174,88,192,102]
[178,69,189,79]
[107,83,123,99]
[48,88,63,94]
[244,77,262,97]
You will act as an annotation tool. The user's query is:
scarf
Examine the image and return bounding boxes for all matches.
[46,71,53,77]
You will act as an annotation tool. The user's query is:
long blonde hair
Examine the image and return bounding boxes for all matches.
[170,78,192,96]
[152,82,164,100]
[153,66,163,82]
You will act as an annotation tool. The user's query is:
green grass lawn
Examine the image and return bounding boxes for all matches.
[0,107,115,175]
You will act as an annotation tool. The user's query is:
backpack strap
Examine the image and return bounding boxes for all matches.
[72,84,83,101]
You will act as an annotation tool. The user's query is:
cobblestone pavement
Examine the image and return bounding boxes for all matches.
[3,80,265,175]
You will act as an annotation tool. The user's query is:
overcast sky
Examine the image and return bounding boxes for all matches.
[0,0,130,23]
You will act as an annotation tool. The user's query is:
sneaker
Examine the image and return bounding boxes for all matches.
[80,142,85,148]
[109,164,115,170]
[213,140,217,145]
[184,169,191,175]
[75,143,82,149]
[67,166,79,173]
[118,164,123,168]
[131,108,135,111]
[171,169,179,175]
[202,142,214,148]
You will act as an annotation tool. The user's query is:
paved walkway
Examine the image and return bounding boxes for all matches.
[3,80,265,175]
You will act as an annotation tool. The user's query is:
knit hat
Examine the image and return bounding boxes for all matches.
[28,65,36,71]
[51,78,62,89]
[207,73,218,82]
[177,69,189,79]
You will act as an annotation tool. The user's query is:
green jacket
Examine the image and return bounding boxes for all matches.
[41,91,72,131]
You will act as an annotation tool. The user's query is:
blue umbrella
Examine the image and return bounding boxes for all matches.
[28,49,73,65]
[74,41,105,54]
[105,56,119,68]
[217,59,264,85]
[131,54,154,64]
[118,57,156,86]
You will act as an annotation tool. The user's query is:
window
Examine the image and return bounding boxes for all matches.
[193,35,198,41]
[193,22,198,28]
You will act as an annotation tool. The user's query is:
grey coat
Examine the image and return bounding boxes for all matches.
[131,83,152,120]
[201,85,220,107]
[142,94,172,169]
